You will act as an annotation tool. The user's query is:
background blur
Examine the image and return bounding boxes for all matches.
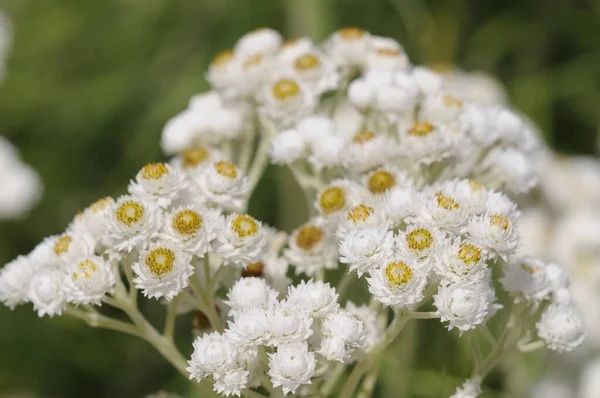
[0,0,599,397]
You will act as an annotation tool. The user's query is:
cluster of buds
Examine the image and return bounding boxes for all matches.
[0,27,585,398]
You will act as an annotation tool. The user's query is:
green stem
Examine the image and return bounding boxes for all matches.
[65,307,143,338]
[189,275,224,332]
[321,363,347,396]
[404,311,439,319]
[247,131,272,196]
[357,363,380,398]
[164,294,181,340]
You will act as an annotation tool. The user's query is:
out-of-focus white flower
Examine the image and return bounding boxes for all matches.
[283,49,339,95]
[501,257,552,302]
[398,121,456,166]
[530,378,574,398]
[363,167,413,196]
[234,28,283,58]
[132,241,194,300]
[420,93,465,125]
[266,301,313,347]
[259,77,316,128]
[314,179,367,221]
[367,258,428,308]
[443,69,507,106]
[365,36,410,72]
[411,67,444,95]
[339,225,394,276]
[268,342,316,395]
[28,269,65,317]
[0,256,34,309]
[284,219,338,277]
[381,186,417,226]
[479,148,537,194]
[68,196,114,243]
[579,357,600,398]
[536,303,586,352]
[343,131,393,173]
[450,378,482,398]
[225,277,279,317]
[270,129,306,165]
[213,213,268,267]
[434,280,489,333]
[346,301,382,353]
[63,256,115,305]
[286,280,339,319]
[128,163,185,208]
[193,160,249,212]
[325,27,371,69]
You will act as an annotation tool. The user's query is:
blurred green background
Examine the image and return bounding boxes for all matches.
[0,0,598,397]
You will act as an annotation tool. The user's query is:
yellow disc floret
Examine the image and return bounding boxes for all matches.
[116,201,145,227]
[467,179,483,192]
[457,243,482,265]
[145,248,175,277]
[215,160,237,179]
[272,79,300,100]
[73,260,97,279]
[436,194,460,210]
[385,261,413,287]
[368,170,396,194]
[294,53,321,70]
[408,121,435,137]
[346,204,374,224]
[406,228,434,252]
[319,186,346,215]
[339,27,365,40]
[352,130,375,144]
[231,214,259,238]
[520,262,542,275]
[89,197,114,213]
[54,235,72,256]
[182,148,209,168]
[376,48,401,56]
[243,53,264,68]
[211,49,234,67]
[490,213,510,231]
[172,210,203,236]
[295,226,325,251]
[141,163,169,180]
[443,95,463,108]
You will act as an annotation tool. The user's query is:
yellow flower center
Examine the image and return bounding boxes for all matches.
[443,95,463,108]
[211,49,235,67]
[282,38,298,47]
[490,213,510,231]
[141,163,169,180]
[406,228,434,252]
[385,262,413,286]
[89,197,114,213]
[376,48,401,56]
[520,262,542,275]
[295,226,324,250]
[319,186,346,214]
[468,179,483,192]
[339,27,365,40]
[172,210,203,235]
[294,53,321,70]
[73,260,97,280]
[215,161,237,179]
[367,170,396,194]
[242,262,264,278]
[116,201,145,227]
[352,130,375,143]
[272,79,300,100]
[346,204,374,224]
[408,121,435,137]
[54,235,72,256]
[436,194,460,210]
[231,214,259,238]
[457,243,481,265]
[182,148,209,168]
[243,53,264,68]
[145,248,175,277]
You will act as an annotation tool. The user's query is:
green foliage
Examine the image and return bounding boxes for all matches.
[0,0,597,396]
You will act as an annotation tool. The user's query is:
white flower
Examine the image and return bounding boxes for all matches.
[244,229,290,293]
[268,342,316,395]
[342,131,393,173]
[226,307,270,347]
[436,179,487,216]
[484,191,519,219]
[545,263,570,293]
[225,277,279,317]
[397,121,455,166]
[420,93,465,125]
[63,256,115,305]
[213,213,268,267]
[318,337,349,363]
[132,241,194,300]
[411,67,445,95]
[161,205,218,256]
[434,238,487,283]
[284,49,339,95]
[266,301,313,347]
[337,203,384,238]
[105,195,159,252]
[339,226,394,276]
[501,257,552,302]
[415,191,468,233]
[270,129,306,165]
[171,146,224,172]
[294,115,335,149]
[381,186,417,226]
[284,219,338,277]
[187,332,239,381]
[314,179,367,220]
[536,303,585,352]
[345,302,382,353]
[41,232,96,267]
[28,268,65,317]
[367,258,428,308]
[213,368,249,397]
[68,196,114,243]
[467,212,520,260]
[363,167,413,196]
[308,134,345,171]
[325,27,371,69]
[365,36,410,72]
[434,280,489,333]
[579,357,600,398]
[319,310,365,362]
[478,148,537,194]
[234,28,282,58]
[128,163,186,207]
[450,378,482,398]
[396,223,444,268]
[206,50,240,98]
[0,256,34,309]
[0,159,42,220]
[193,161,249,212]
[259,77,316,128]
[286,280,339,319]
